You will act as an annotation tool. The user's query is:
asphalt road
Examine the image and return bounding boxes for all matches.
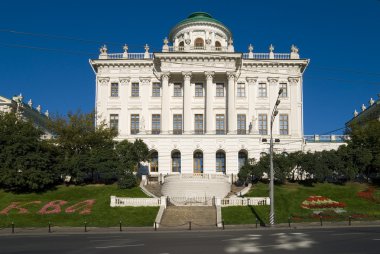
[0,227,379,254]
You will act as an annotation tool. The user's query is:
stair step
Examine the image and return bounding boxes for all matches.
[160,206,217,228]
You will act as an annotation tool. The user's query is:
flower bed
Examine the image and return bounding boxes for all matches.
[301,196,346,210]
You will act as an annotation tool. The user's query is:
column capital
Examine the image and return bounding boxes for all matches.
[267,77,279,84]
[119,78,130,85]
[226,72,236,80]
[160,72,170,81]
[139,77,151,85]
[288,76,300,84]
[182,72,192,81]
[246,77,258,84]
[205,71,215,80]
[98,77,110,86]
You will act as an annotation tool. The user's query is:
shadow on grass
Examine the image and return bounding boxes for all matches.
[248,205,266,227]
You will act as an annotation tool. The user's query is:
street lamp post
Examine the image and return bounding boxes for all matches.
[269,88,283,226]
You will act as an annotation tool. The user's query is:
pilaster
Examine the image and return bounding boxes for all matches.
[161,73,170,134]
[227,72,236,134]
[205,71,215,134]
[183,72,192,134]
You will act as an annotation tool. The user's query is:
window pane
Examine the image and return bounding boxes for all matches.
[194,114,203,134]
[216,114,225,134]
[131,114,139,134]
[173,114,182,134]
[280,114,289,135]
[152,82,161,97]
[152,114,161,134]
[237,114,246,134]
[132,83,139,97]
[237,83,245,97]
[174,83,182,97]
[110,114,119,130]
[150,151,158,172]
[111,83,119,97]
[258,114,268,135]
[216,83,224,97]
[195,83,203,97]
[258,83,267,97]
[216,152,226,173]
[280,83,287,98]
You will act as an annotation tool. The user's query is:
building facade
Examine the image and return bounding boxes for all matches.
[90,12,311,175]
[0,94,53,139]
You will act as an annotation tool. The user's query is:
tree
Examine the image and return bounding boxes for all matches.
[0,113,59,192]
[51,111,119,184]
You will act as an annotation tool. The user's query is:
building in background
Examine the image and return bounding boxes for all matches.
[0,94,53,139]
[90,12,344,176]
[346,95,380,126]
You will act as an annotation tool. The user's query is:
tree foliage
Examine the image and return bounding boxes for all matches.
[0,113,59,192]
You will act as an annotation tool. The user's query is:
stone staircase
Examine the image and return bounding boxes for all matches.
[159,206,217,229]
[161,174,231,198]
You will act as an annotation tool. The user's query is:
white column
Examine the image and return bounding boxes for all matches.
[267,77,279,134]
[288,77,300,137]
[161,73,170,134]
[227,72,236,134]
[183,72,192,134]
[246,77,257,134]
[205,72,214,134]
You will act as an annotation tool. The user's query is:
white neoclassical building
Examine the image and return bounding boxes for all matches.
[90,12,340,176]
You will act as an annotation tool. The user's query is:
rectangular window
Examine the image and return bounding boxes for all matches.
[237,83,245,97]
[110,114,119,130]
[216,114,225,134]
[111,83,119,97]
[194,114,204,134]
[152,114,161,134]
[237,114,246,134]
[131,83,139,97]
[131,114,139,134]
[258,114,268,135]
[216,83,224,97]
[280,83,288,98]
[152,82,161,97]
[258,83,267,97]
[195,83,203,97]
[173,83,182,97]
[280,114,289,135]
[173,114,183,135]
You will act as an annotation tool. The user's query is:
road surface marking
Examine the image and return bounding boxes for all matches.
[95,244,144,249]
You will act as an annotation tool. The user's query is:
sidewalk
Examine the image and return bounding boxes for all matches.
[1,220,380,236]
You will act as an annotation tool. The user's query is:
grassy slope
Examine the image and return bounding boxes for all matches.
[0,185,158,227]
[222,182,380,225]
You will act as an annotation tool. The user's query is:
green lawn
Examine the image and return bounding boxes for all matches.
[222,182,380,225]
[0,185,158,228]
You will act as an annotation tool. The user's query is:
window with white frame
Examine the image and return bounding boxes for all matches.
[279,114,289,135]
[152,82,160,97]
[110,114,119,130]
[131,114,139,134]
[258,114,268,135]
[111,83,119,97]
[152,114,161,134]
[173,83,182,97]
[194,114,204,134]
[173,114,182,134]
[216,83,224,97]
[237,114,246,134]
[237,83,246,97]
[280,83,288,98]
[216,114,225,134]
[258,83,267,97]
[131,83,139,97]
[195,83,203,97]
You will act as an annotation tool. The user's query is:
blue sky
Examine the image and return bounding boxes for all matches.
[1,0,379,134]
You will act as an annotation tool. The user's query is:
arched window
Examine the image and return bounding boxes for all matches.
[194,38,204,48]
[178,41,184,51]
[150,150,158,172]
[216,150,226,173]
[193,151,203,173]
[171,150,181,173]
[238,150,248,170]
[215,41,221,50]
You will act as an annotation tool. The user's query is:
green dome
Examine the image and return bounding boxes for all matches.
[169,12,231,41]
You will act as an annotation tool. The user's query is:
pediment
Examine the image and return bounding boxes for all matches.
[0,96,12,104]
